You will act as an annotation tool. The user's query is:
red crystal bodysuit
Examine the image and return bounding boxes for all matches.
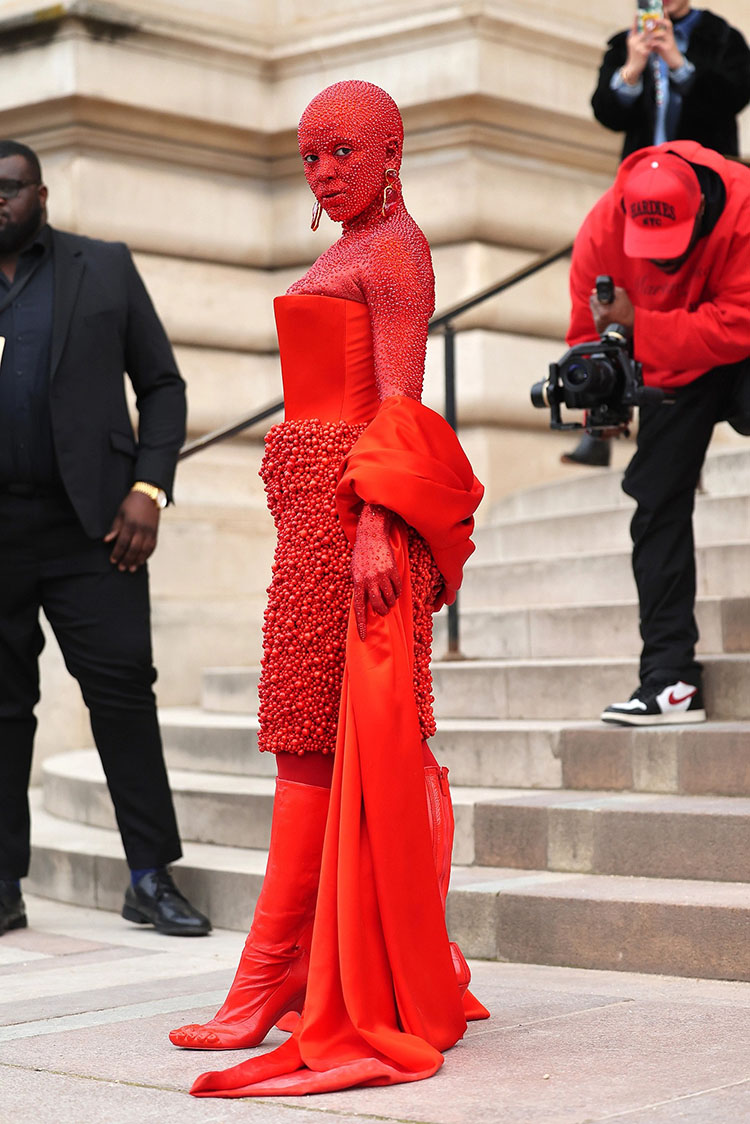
[258,294,439,758]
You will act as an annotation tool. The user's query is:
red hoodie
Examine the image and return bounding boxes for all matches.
[568,141,750,388]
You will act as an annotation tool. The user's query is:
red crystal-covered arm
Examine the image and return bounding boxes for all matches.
[337,396,484,611]
[351,502,402,641]
[364,233,432,402]
[351,238,434,639]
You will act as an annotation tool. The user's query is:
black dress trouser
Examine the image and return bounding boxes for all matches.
[0,489,182,879]
[622,363,743,687]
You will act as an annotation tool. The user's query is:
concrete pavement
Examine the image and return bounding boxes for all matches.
[2,894,750,1123]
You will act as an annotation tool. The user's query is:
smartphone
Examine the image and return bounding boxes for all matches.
[637,0,664,33]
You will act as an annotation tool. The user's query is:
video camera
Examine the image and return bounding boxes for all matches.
[530,276,671,436]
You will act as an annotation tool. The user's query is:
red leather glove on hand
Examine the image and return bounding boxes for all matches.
[351,503,402,641]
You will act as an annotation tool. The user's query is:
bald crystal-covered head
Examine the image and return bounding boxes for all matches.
[298,81,404,227]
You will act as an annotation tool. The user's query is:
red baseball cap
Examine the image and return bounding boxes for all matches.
[623,152,703,259]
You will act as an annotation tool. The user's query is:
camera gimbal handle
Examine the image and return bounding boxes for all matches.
[595,275,615,304]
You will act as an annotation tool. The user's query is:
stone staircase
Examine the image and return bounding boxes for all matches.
[28,445,750,980]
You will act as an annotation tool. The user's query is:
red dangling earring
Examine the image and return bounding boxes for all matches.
[311,200,322,231]
[381,168,399,218]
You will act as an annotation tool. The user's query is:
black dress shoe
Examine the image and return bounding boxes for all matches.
[561,433,611,467]
[0,880,27,935]
[122,869,212,936]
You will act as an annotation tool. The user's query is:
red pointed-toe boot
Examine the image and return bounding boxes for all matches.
[425,762,490,1021]
[169,778,329,1050]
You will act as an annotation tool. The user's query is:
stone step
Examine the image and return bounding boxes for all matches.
[43,751,277,851]
[558,722,750,797]
[433,597,750,660]
[161,708,265,774]
[488,447,750,523]
[160,708,567,787]
[161,707,750,797]
[40,750,494,866]
[475,492,750,562]
[473,789,750,883]
[163,705,750,795]
[201,666,261,713]
[488,465,630,522]
[431,653,748,721]
[446,866,750,981]
[461,541,750,608]
[197,653,748,723]
[462,549,636,608]
[433,719,564,789]
[699,447,750,498]
[26,798,750,981]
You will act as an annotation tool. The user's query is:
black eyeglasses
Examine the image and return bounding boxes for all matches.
[0,179,39,199]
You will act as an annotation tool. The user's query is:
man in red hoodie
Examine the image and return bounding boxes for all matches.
[567,140,750,724]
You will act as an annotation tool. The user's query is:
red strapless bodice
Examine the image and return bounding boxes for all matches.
[273,294,380,424]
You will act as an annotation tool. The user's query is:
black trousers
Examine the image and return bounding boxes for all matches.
[622,364,743,687]
[0,489,181,879]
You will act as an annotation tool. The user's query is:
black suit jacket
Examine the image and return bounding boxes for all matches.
[591,10,750,160]
[48,227,186,538]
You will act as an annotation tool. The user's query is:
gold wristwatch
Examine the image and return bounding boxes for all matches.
[131,481,168,509]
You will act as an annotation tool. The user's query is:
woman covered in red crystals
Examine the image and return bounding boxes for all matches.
[170,79,487,1097]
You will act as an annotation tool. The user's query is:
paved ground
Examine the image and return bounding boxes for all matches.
[2,894,750,1124]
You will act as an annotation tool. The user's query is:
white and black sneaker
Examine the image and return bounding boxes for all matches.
[601,680,706,726]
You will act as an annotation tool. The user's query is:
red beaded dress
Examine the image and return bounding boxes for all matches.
[258,293,439,760]
[190,293,485,1098]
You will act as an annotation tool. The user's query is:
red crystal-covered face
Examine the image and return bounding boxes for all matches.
[298,82,403,227]
[300,128,390,226]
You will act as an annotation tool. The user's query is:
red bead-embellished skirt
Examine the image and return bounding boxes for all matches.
[258,419,440,756]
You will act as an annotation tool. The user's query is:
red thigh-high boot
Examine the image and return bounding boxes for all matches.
[424,759,490,1021]
[169,778,329,1049]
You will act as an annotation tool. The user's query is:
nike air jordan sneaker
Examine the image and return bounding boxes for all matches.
[601,680,706,726]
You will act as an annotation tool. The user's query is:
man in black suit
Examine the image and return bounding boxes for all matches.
[0,140,210,937]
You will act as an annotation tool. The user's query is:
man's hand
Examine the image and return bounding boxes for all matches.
[649,17,684,70]
[104,490,160,572]
[351,503,402,642]
[590,286,635,335]
[623,17,652,83]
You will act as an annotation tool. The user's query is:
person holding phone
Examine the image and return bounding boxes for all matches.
[592,1,750,161]
[563,0,750,467]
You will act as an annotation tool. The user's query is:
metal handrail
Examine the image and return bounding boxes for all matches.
[178,398,284,460]
[177,241,574,655]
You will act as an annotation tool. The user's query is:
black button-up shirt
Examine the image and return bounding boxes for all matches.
[0,224,56,485]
